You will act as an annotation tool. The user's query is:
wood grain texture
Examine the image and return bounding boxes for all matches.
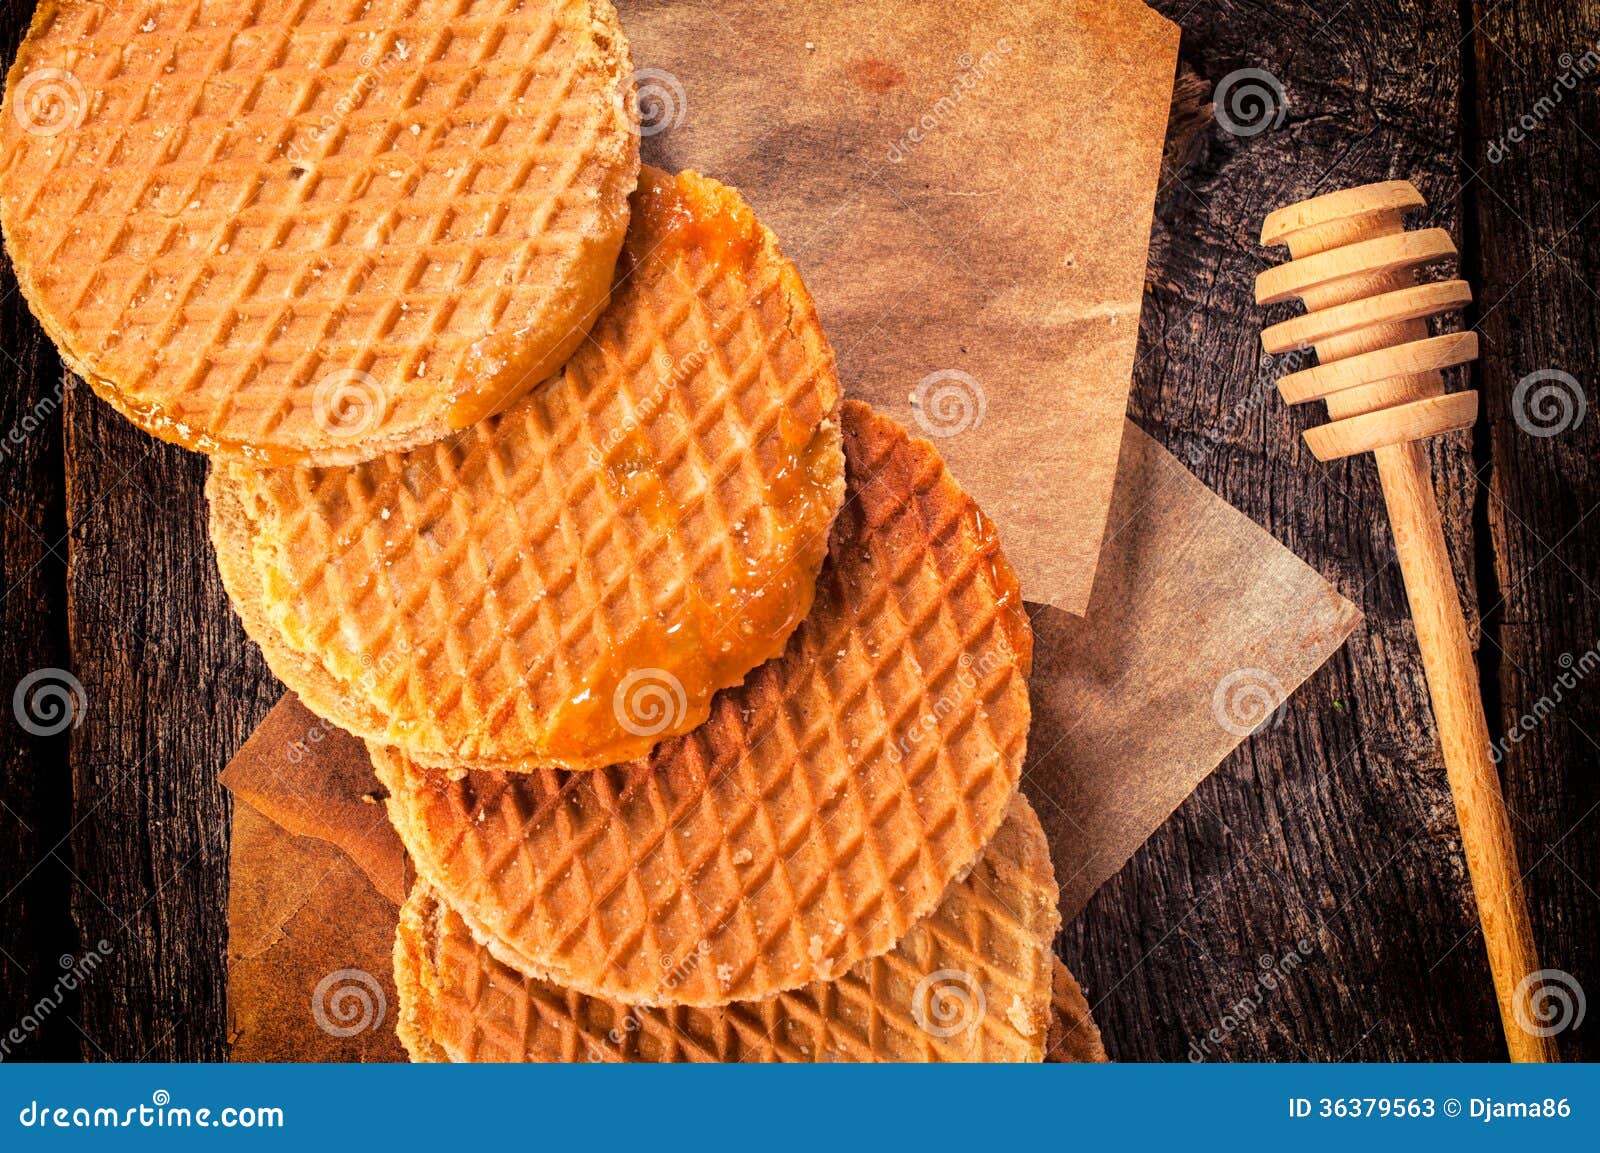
[0,0,76,1065]
[62,392,279,1061]
[1468,0,1600,1063]
[0,179,71,1061]
[0,0,1594,1062]
[1064,0,1510,1062]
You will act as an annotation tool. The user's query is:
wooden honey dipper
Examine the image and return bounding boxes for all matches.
[1255,180,1553,1063]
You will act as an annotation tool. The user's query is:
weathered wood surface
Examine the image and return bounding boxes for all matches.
[61,394,278,1061]
[0,0,1593,1061]
[1467,0,1600,1062]
[1060,0,1596,1061]
[0,0,70,1050]
[0,0,76,1063]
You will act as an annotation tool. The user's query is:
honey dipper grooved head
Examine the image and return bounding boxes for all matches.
[1254,180,1480,461]
[375,400,1033,1007]
[209,167,846,772]
[0,0,639,464]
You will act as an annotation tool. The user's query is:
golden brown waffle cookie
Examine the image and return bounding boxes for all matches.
[209,167,844,771]
[394,795,1059,1063]
[0,0,637,464]
[1045,959,1109,1063]
[375,399,1033,1006]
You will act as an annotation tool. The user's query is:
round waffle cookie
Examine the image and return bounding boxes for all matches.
[209,167,844,771]
[394,795,1060,1063]
[0,0,638,463]
[375,399,1034,1006]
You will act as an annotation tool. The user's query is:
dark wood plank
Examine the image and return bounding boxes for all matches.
[0,0,78,1065]
[1063,0,1510,1060]
[0,197,74,1063]
[1469,0,1600,1062]
[62,391,279,1061]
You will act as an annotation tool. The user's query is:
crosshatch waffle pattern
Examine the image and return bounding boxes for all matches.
[394,796,1060,1063]
[375,401,1035,1006]
[208,168,844,770]
[0,0,637,462]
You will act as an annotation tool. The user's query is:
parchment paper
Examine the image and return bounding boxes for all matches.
[220,425,1360,1061]
[620,0,1181,614]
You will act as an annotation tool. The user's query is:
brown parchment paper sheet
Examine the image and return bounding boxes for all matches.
[620,0,1180,614]
[220,424,1360,1061]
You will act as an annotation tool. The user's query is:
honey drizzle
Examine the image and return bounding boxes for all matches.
[545,422,838,768]
[625,167,764,276]
[533,168,838,768]
[970,506,1032,681]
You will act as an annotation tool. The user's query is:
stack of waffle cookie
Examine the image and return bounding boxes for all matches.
[2,0,1103,1063]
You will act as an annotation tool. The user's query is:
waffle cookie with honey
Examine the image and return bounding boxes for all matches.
[209,167,844,771]
[394,795,1060,1063]
[375,400,1033,1006]
[0,0,637,464]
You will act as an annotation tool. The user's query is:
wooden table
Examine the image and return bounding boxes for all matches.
[1,0,1594,1061]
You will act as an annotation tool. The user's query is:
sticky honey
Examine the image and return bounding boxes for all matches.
[527,167,839,769]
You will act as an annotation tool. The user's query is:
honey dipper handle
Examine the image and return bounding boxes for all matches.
[1374,441,1555,1063]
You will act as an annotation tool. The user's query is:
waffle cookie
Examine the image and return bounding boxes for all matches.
[1045,960,1109,1063]
[209,167,844,771]
[375,400,1033,1006]
[0,0,637,464]
[394,795,1060,1063]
